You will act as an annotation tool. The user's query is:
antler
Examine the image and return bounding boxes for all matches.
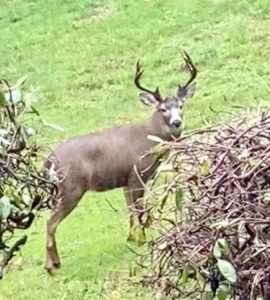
[178,51,197,98]
[134,60,163,102]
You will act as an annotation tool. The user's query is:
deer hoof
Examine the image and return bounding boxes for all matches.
[53,261,61,269]
[45,266,55,276]
[45,261,57,275]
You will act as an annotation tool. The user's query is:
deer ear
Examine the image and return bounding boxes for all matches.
[138,92,160,107]
[177,82,196,103]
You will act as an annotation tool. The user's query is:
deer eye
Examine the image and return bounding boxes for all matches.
[159,106,167,113]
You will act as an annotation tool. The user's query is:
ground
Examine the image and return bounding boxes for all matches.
[0,0,270,299]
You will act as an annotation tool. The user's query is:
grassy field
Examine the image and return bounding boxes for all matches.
[1,0,270,299]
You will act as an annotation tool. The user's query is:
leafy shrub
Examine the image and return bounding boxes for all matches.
[0,77,58,278]
[138,108,270,300]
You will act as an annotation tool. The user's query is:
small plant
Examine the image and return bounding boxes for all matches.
[0,77,58,278]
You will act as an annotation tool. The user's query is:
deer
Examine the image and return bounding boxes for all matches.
[44,51,197,274]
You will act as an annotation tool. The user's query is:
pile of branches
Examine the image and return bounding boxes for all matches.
[139,108,270,299]
[0,78,58,278]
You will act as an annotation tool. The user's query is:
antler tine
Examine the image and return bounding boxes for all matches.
[182,50,197,89]
[134,60,144,83]
[134,60,162,102]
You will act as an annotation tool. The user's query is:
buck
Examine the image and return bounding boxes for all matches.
[44,51,197,274]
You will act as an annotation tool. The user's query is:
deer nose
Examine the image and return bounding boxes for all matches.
[172,120,181,128]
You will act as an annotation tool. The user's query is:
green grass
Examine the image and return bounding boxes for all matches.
[1,0,270,299]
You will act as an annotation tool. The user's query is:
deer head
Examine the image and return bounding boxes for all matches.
[134,51,197,138]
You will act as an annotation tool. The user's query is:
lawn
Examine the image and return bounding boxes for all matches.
[0,0,270,299]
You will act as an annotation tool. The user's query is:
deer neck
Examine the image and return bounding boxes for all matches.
[147,111,172,141]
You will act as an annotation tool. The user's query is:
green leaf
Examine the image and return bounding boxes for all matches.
[143,214,152,229]
[210,219,237,230]
[0,129,8,136]
[163,218,176,226]
[42,120,64,132]
[147,135,164,143]
[160,192,169,209]
[217,289,229,300]
[157,241,168,251]
[155,291,166,300]
[25,127,36,136]
[196,269,205,290]
[175,189,184,210]
[30,105,40,116]
[249,158,262,167]
[22,194,31,205]
[0,91,6,107]
[199,159,211,176]
[11,75,28,89]
[0,136,10,146]
[213,238,230,259]
[217,259,237,283]
[213,241,222,259]
[127,224,146,245]
[158,164,174,172]
[5,89,22,103]
[181,267,189,284]
[0,145,7,157]
[0,196,12,219]
[47,163,58,182]
[10,190,23,208]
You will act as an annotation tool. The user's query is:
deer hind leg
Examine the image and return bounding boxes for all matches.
[45,187,83,275]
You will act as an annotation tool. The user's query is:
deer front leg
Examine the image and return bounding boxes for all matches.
[46,209,63,273]
[45,186,83,275]
[124,176,147,243]
[124,186,146,244]
[45,204,78,274]
[124,185,145,223]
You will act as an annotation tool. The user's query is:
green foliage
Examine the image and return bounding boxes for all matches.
[199,159,211,176]
[0,92,6,108]
[0,76,57,278]
[175,189,184,210]
[217,259,237,284]
[213,238,230,259]
[127,223,146,245]
[0,196,11,220]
